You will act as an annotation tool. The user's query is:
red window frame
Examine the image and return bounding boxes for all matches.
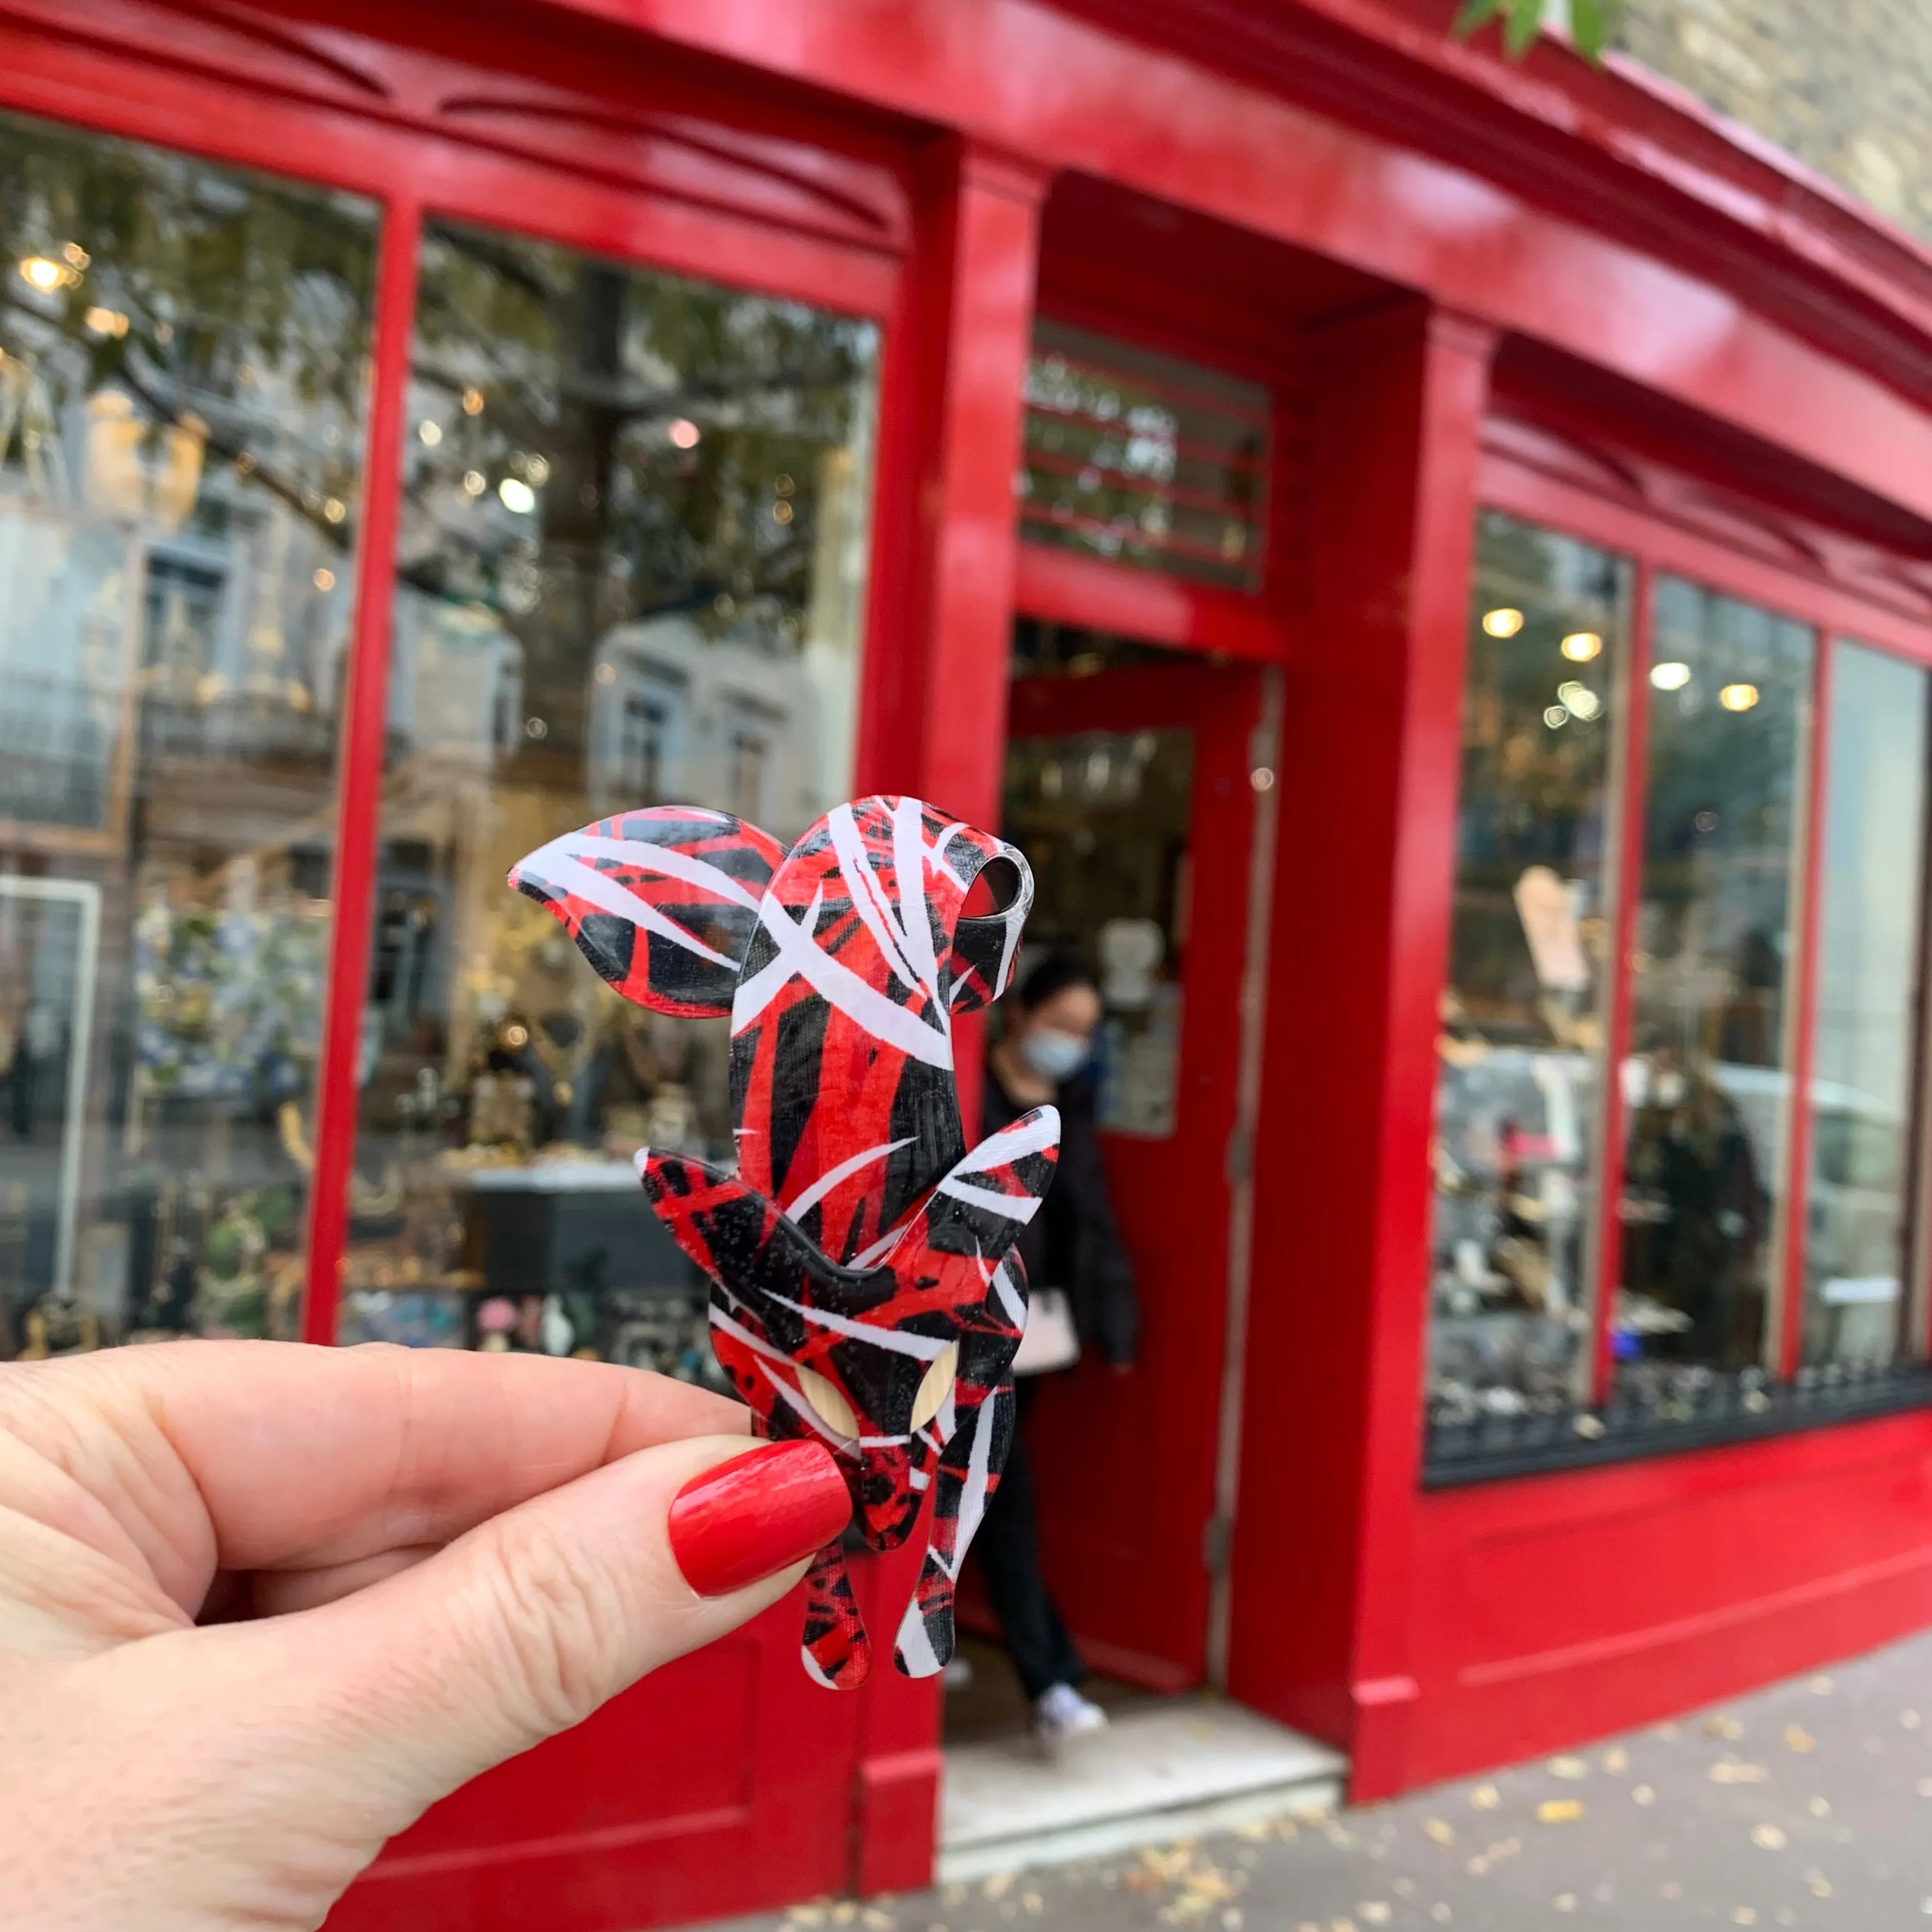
[1477,432,1932,1406]
[0,1,910,1349]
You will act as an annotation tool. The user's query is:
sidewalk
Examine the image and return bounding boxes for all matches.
[702,1626,1932,1931]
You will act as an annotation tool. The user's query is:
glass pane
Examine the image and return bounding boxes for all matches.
[1020,319,1269,594]
[0,113,376,1358]
[341,221,877,1366]
[1802,642,1929,1375]
[1426,513,1632,1434]
[1615,579,1814,1406]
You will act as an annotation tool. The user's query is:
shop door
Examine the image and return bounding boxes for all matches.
[1003,657,1265,1689]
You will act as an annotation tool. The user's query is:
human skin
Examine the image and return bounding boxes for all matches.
[0,1340,846,1931]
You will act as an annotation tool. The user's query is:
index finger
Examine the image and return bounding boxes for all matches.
[0,1342,749,1612]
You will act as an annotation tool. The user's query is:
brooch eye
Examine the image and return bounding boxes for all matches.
[795,1363,859,1439]
[910,1342,958,1430]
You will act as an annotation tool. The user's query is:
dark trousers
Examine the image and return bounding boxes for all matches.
[977,1378,1084,1701]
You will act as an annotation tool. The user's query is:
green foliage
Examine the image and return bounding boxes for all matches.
[1452,0,1623,60]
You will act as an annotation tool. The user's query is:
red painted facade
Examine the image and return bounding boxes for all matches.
[5,0,1932,1925]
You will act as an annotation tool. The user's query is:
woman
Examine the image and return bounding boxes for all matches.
[979,954,1139,1749]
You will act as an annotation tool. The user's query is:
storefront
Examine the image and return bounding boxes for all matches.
[3,0,1932,1926]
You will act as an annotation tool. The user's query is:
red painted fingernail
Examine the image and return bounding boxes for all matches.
[668,1440,850,1598]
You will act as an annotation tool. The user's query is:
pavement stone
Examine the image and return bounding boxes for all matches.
[698,1626,1932,1931]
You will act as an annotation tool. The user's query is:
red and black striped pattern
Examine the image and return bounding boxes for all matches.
[510,796,1057,1687]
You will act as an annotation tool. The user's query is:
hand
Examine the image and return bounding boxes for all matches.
[0,1340,849,1932]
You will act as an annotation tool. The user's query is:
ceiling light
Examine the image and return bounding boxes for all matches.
[1650,661,1692,691]
[668,418,701,449]
[498,477,536,513]
[1719,682,1760,711]
[19,256,66,293]
[1482,607,1524,638]
[1558,681,1602,721]
[1561,631,1602,661]
[418,420,443,445]
[1543,705,1568,728]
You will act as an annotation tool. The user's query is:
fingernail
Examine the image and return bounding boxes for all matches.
[668,1440,850,1597]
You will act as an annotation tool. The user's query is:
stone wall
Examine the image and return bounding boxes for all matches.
[1611,0,1932,241]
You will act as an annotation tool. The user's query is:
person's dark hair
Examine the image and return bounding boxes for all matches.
[1013,953,1099,1011]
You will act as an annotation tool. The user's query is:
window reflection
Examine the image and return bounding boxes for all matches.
[341,222,877,1366]
[1427,514,1631,1429]
[1802,643,1929,1376]
[1615,580,1813,1407]
[0,113,376,1357]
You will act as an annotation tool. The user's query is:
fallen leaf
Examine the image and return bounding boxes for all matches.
[1431,1908,1452,1924]
[1221,1914,1243,1931]
[983,1875,1014,1900]
[1906,1710,1924,1731]
[1020,1895,1042,1917]
[1733,1911,1758,1926]
[1360,1908,1392,1926]
[1809,1797,1830,1818]
[1234,1821,1273,1843]
[832,1909,857,1928]
[1464,1858,1489,1876]
[1602,1747,1629,1774]
[1537,1800,1584,1824]
[1752,1825,1787,1850]
[1549,1756,1589,1780]
[1469,1784,1501,1811]
[1632,1785,1657,1805]
[1809,1676,1834,1695]
[1423,1820,1455,1846]
[1708,1760,1770,1785]
[1704,1715,1745,1740]
[1784,1725,1815,1753]
[1554,1896,1577,1913]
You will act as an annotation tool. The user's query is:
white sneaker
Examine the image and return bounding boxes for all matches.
[1031,1682,1108,1754]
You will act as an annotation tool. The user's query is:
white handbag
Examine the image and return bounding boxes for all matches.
[1012,1285,1081,1376]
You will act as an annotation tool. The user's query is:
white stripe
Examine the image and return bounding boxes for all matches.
[850,1223,907,1269]
[518,839,736,968]
[949,1390,1000,1573]
[733,893,953,1070]
[759,1287,952,1360]
[992,1259,1027,1330]
[709,1302,793,1368]
[958,1107,1061,1170]
[892,795,941,986]
[781,1135,916,1222]
[859,1432,913,1448]
[828,804,924,995]
[802,1648,838,1689]
[551,829,762,909]
[895,1585,942,1678]
[936,1177,1042,1221]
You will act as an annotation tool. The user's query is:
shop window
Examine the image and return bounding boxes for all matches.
[339,220,877,1365]
[1802,644,1930,1376]
[1020,319,1269,593]
[1615,581,1813,1405]
[1426,513,1632,1434]
[1427,509,1932,1480]
[0,112,377,1358]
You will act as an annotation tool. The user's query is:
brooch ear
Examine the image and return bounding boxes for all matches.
[509,806,785,1016]
[943,842,1034,1015]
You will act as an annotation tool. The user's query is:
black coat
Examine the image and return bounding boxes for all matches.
[984,1064,1140,1368]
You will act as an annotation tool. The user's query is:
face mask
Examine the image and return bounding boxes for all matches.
[1018,1027,1089,1082]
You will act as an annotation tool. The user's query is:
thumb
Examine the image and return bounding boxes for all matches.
[272,1432,848,1830]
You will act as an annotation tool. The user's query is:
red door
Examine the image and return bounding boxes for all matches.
[1003,659,1264,1689]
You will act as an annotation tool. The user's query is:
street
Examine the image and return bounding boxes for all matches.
[710,1628,1932,1931]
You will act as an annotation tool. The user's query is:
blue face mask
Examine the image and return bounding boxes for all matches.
[1018,1027,1089,1082]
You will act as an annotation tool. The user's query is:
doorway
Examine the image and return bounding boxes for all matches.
[940,619,1343,1876]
